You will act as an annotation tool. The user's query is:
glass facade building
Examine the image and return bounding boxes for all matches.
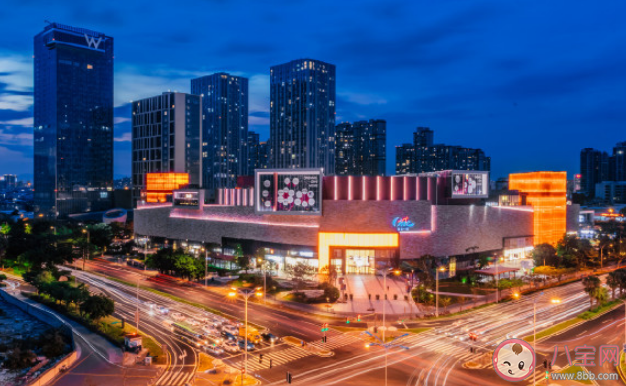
[34,23,114,217]
[270,59,336,174]
[131,92,202,205]
[335,119,386,176]
[191,73,248,190]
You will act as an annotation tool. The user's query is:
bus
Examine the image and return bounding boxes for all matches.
[170,323,207,347]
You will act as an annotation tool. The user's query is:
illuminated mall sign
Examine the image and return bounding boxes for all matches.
[392,216,415,232]
[255,169,323,216]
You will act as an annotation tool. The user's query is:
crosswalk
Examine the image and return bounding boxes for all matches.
[400,334,480,363]
[155,367,194,386]
[230,346,312,371]
[308,333,363,350]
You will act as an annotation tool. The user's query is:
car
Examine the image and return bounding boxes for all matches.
[222,324,238,335]
[156,306,169,315]
[238,340,255,351]
[203,345,224,355]
[196,316,210,324]
[171,312,186,322]
[202,325,219,336]
[187,319,200,326]
[222,341,240,353]
[145,302,156,309]
[221,331,237,342]
[261,333,280,344]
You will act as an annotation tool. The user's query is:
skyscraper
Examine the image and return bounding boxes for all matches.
[270,59,336,173]
[258,141,270,170]
[396,128,490,175]
[247,131,260,173]
[335,120,386,176]
[131,92,202,204]
[609,141,626,182]
[580,148,609,197]
[34,22,114,217]
[191,73,248,189]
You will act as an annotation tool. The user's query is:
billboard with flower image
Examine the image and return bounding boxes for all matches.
[255,169,323,215]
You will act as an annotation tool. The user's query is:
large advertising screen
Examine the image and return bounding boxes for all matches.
[255,169,323,215]
[451,171,489,198]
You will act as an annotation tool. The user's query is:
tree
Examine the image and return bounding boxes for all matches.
[531,244,558,267]
[582,275,601,310]
[440,296,452,313]
[592,287,609,307]
[80,294,115,321]
[607,271,620,300]
[235,255,251,273]
[4,347,37,370]
[284,262,316,288]
[319,265,338,286]
[87,224,113,256]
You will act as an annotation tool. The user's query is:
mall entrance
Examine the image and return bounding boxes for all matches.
[329,248,398,275]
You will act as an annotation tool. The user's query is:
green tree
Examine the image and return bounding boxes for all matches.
[284,262,316,288]
[531,244,558,267]
[80,294,115,321]
[607,271,620,300]
[87,224,113,256]
[582,275,601,310]
[592,286,609,307]
[235,255,251,273]
[440,296,452,313]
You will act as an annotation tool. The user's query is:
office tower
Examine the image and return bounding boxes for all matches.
[580,148,609,197]
[270,59,336,173]
[258,141,270,170]
[1,175,17,190]
[131,92,202,204]
[247,131,260,173]
[414,127,434,147]
[34,22,114,217]
[396,128,490,175]
[191,73,248,189]
[395,144,416,175]
[335,120,386,176]
[609,141,626,182]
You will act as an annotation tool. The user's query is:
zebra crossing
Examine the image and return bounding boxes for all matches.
[400,334,480,363]
[308,333,364,350]
[230,346,312,371]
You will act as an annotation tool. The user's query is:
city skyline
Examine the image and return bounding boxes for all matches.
[1,1,626,181]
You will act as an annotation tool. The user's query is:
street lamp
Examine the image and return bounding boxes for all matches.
[532,292,561,386]
[229,287,262,385]
[377,267,400,386]
[600,243,613,269]
[435,266,446,317]
[257,258,266,304]
[202,241,208,287]
[82,228,90,271]
[363,331,410,386]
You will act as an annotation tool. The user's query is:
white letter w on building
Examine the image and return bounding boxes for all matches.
[84,34,103,49]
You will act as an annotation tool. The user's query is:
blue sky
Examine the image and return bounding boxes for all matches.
[0,0,624,181]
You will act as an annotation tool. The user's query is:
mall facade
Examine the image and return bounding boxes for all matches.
[134,170,579,275]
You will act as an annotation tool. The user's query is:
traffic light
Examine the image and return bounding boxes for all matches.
[286,371,293,384]
[259,354,263,364]
[545,371,549,379]
[346,317,350,324]
[543,359,547,369]
[269,359,272,369]
[357,314,361,322]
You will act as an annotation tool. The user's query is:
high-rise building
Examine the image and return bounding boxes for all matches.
[580,148,609,197]
[609,141,626,182]
[0,175,17,191]
[396,128,490,175]
[335,120,386,176]
[258,141,270,170]
[191,73,248,190]
[395,144,416,175]
[131,92,202,205]
[247,131,260,174]
[270,59,336,173]
[34,23,114,217]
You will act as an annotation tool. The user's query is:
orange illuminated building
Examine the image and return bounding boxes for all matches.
[144,173,189,203]
[318,232,399,272]
[509,171,567,246]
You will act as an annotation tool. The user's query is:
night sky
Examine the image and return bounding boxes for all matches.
[0,0,624,181]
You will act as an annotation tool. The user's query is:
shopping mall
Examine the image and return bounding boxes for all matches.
[134,170,579,275]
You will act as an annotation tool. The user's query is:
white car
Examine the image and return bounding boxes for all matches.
[222,324,238,335]
[171,312,186,322]
[157,306,169,315]
[222,341,240,353]
[203,325,219,336]
[203,345,224,355]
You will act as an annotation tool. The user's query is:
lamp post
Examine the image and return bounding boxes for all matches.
[378,267,401,386]
[229,287,262,385]
[202,242,208,287]
[82,228,90,271]
[364,331,410,386]
[532,293,560,386]
[257,258,266,304]
[600,243,613,269]
[435,266,446,317]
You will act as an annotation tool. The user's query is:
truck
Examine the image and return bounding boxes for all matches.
[238,326,261,344]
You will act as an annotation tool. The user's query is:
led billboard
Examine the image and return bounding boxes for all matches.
[451,171,489,198]
[255,169,323,215]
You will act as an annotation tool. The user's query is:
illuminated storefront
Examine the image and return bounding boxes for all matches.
[144,173,189,203]
[318,232,399,274]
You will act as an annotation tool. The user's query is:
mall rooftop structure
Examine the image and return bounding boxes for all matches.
[135,169,579,275]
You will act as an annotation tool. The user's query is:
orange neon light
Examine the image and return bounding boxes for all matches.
[509,171,566,246]
[145,173,189,203]
[318,232,399,272]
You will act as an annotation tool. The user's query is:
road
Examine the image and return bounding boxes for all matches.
[76,258,610,386]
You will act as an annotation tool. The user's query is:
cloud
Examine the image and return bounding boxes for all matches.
[0,145,32,176]
[114,117,131,124]
[0,127,33,146]
[338,92,387,106]
[114,132,132,142]
[0,117,33,126]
